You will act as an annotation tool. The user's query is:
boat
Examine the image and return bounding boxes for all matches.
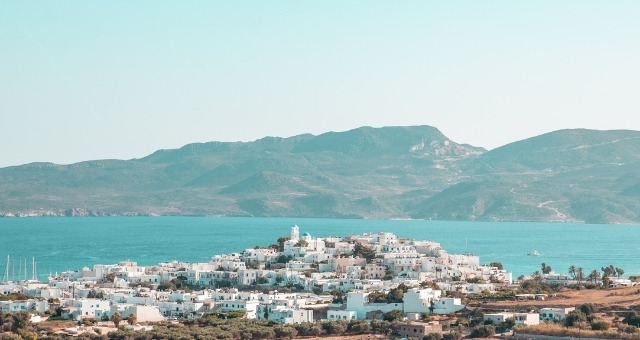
[528,239,540,256]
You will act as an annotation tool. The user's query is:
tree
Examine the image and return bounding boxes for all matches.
[541,263,552,274]
[126,313,137,326]
[624,311,640,327]
[352,243,376,262]
[274,326,297,339]
[602,275,612,288]
[470,325,495,338]
[588,270,601,284]
[424,333,443,340]
[383,309,404,322]
[569,265,577,279]
[489,262,503,270]
[294,240,308,247]
[564,310,587,327]
[111,312,123,328]
[616,267,625,278]
[276,236,290,252]
[347,320,370,334]
[387,283,409,303]
[106,272,117,283]
[602,265,615,277]
[591,319,610,330]
[576,267,585,285]
[531,271,543,283]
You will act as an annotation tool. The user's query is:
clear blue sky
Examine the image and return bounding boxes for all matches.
[1,1,639,167]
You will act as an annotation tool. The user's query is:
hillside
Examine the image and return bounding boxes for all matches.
[2,126,640,223]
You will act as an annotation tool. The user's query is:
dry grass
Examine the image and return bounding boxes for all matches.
[516,323,640,339]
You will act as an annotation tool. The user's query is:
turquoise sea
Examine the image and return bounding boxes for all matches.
[1,217,639,282]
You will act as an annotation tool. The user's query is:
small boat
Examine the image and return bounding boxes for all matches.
[528,238,540,256]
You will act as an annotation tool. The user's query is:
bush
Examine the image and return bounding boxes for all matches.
[470,325,495,338]
[625,311,640,327]
[383,309,404,322]
[442,331,463,340]
[591,319,610,331]
[564,310,587,327]
[347,320,370,334]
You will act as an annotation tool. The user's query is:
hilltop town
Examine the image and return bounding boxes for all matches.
[2,227,637,339]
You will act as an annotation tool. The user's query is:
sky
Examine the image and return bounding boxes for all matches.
[1,1,639,168]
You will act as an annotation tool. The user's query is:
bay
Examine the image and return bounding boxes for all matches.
[1,217,639,282]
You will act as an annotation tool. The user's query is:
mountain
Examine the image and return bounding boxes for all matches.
[408,129,640,223]
[2,126,640,223]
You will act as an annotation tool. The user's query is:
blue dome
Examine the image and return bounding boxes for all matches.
[302,232,311,237]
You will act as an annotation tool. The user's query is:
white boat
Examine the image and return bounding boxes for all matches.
[528,239,540,256]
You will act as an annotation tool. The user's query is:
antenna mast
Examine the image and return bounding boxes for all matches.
[3,255,9,282]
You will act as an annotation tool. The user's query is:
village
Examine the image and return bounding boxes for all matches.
[1,226,635,339]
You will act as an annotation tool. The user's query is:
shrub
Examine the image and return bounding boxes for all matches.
[470,325,495,338]
[383,309,404,322]
[442,331,463,340]
[591,319,610,331]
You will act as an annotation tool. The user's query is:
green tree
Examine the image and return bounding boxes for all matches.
[624,311,640,327]
[564,310,587,327]
[602,275,612,288]
[541,262,552,274]
[353,243,376,262]
[387,283,409,303]
[616,267,625,278]
[591,319,609,330]
[276,236,290,252]
[489,262,503,270]
[158,282,178,291]
[576,267,585,285]
[294,240,308,247]
[370,320,394,335]
[274,326,297,339]
[367,290,386,303]
[569,265,577,279]
[106,272,117,283]
[111,312,123,328]
[602,265,615,277]
[588,270,601,284]
[383,309,404,322]
[126,313,137,326]
[347,320,370,334]
[424,333,443,340]
[470,325,495,338]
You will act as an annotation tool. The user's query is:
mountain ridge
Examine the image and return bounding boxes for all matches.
[2,126,639,223]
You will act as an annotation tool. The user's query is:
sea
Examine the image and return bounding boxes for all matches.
[1,217,639,283]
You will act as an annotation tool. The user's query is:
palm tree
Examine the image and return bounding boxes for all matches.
[616,267,625,278]
[589,270,601,284]
[576,267,585,285]
[111,312,123,328]
[127,313,137,326]
[569,265,577,279]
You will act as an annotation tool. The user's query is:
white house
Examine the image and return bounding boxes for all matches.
[259,305,313,324]
[540,307,575,322]
[218,300,259,319]
[346,291,403,319]
[327,310,357,321]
